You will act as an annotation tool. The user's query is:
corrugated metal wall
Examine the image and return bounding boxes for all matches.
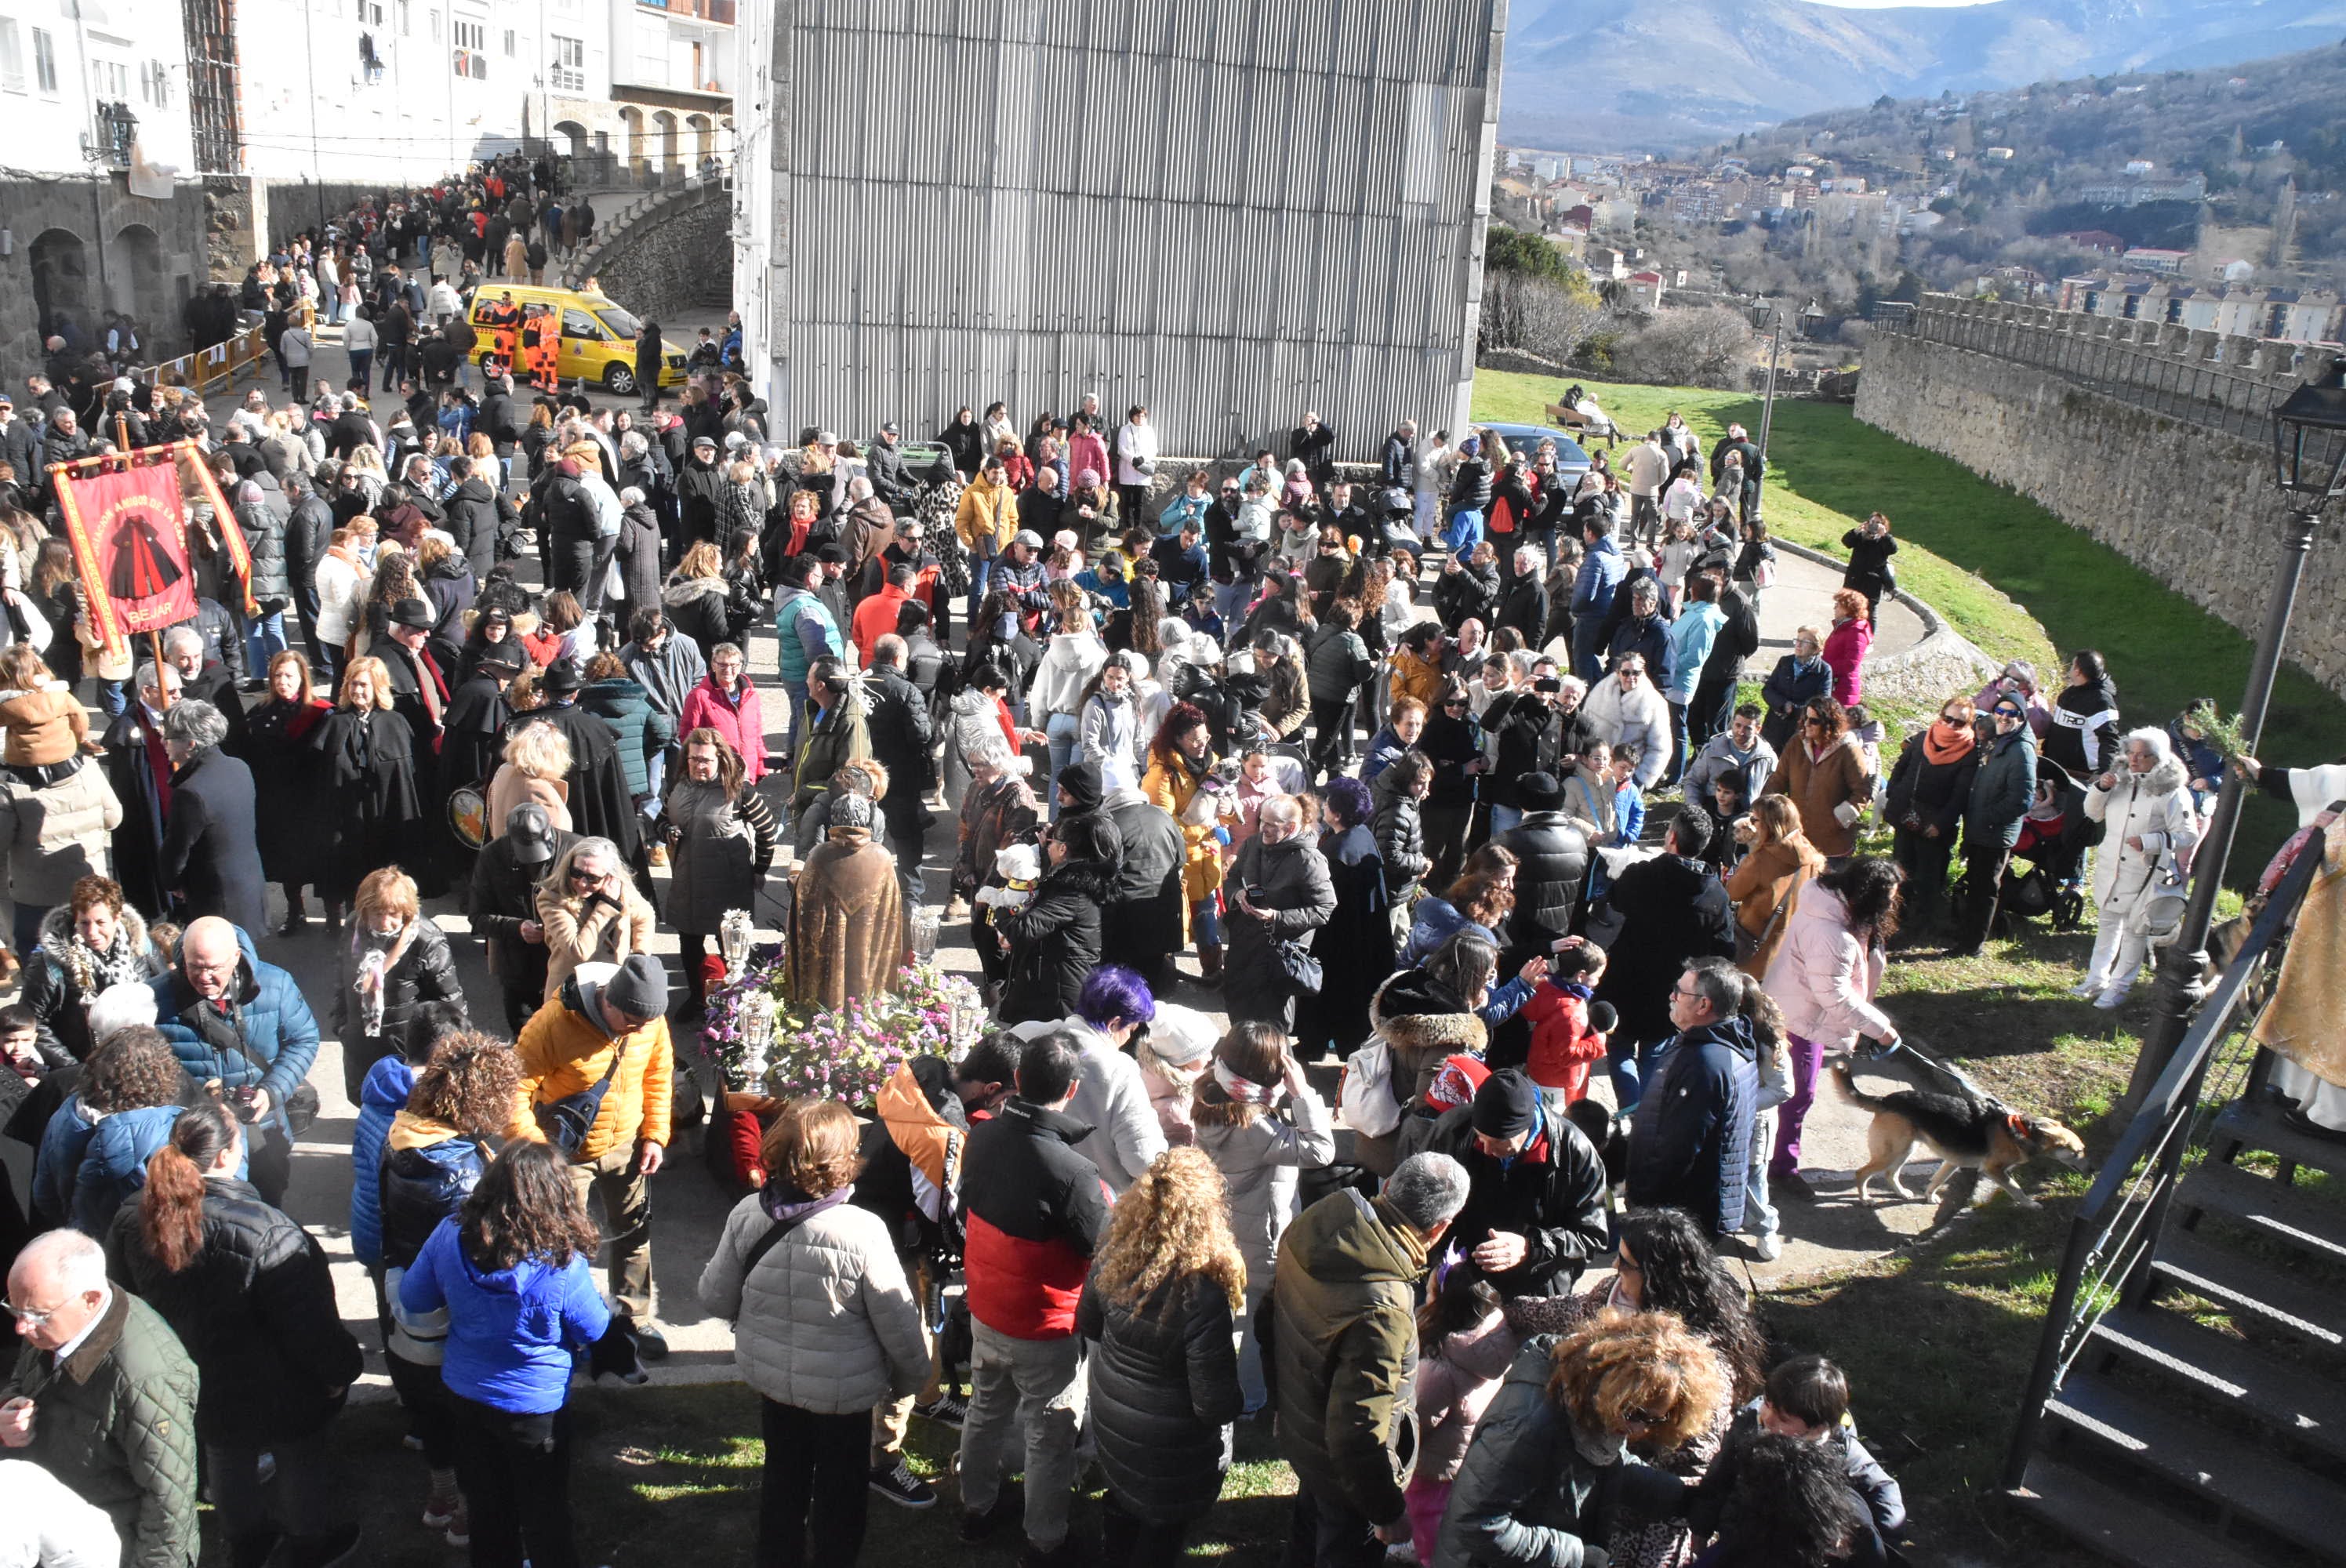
[750,0,1503,462]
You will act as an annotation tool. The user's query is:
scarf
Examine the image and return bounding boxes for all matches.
[1212,1058,1284,1107]
[1922,720,1976,766]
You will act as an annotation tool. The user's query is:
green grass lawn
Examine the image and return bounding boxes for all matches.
[1473,371,2346,873]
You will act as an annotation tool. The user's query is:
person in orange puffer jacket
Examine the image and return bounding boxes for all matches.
[1518,937,1615,1106]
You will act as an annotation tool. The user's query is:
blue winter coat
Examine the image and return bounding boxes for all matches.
[148,926,321,1138]
[32,1096,100,1227]
[1571,535,1626,619]
[350,1054,416,1272]
[398,1216,611,1414]
[1624,1016,1759,1235]
[74,1104,203,1236]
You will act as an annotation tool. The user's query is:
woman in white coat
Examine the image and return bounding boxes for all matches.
[2077,727,2200,1010]
[1189,1021,1335,1413]
[699,1099,928,1566]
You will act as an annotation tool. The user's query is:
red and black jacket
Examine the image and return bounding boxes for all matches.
[961,1097,1110,1340]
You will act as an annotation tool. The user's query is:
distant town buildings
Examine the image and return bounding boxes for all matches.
[2056,274,2342,342]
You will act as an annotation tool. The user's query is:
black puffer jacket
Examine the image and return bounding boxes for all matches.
[379,1123,489,1272]
[997,855,1118,1026]
[1492,811,1590,966]
[1433,557,1498,632]
[330,917,466,1051]
[1485,695,1593,813]
[1076,1270,1245,1523]
[1371,770,1431,898]
[1305,622,1374,704]
[105,1176,364,1446]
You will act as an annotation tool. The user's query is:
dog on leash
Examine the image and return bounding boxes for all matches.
[1833,1060,2088,1208]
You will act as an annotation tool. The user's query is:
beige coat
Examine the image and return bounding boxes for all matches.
[534,880,658,1001]
[787,826,902,1011]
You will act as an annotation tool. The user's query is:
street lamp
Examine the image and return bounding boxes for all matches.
[2123,354,2346,1111]
[1746,299,1785,466]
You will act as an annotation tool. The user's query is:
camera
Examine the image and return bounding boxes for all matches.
[1534,677,1563,695]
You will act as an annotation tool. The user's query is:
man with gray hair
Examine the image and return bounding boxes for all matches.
[2,1229,200,1568]
[1273,1151,1468,1563]
[157,699,267,934]
[97,661,184,918]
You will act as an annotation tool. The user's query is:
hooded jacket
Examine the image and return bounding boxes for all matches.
[1493,811,1591,964]
[699,1178,929,1415]
[1770,730,1873,860]
[1762,884,1895,1052]
[1625,1014,1760,1234]
[1077,1269,1246,1523]
[509,965,674,1160]
[997,853,1118,1026]
[1436,1334,1650,1567]
[2085,753,2198,917]
[1965,725,2038,848]
[1422,1099,1609,1298]
[350,1053,414,1271]
[71,1104,192,1238]
[1223,830,1337,1025]
[397,1213,610,1414]
[1271,1188,1430,1526]
[1193,1079,1337,1285]
[105,1175,364,1446]
[961,1096,1111,1340]
[378,1109,489,1275]
[1371,768,1432,898]
[0,678,89,766]
[148,927,321,1134]
[0,760,124,915]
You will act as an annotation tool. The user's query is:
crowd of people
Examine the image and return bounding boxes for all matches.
[0,168,2282,1568]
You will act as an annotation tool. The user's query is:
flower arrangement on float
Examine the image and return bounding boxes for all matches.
[699,911,985,1111]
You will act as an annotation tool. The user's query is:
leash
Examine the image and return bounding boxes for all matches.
[1858,1031,2014,1119]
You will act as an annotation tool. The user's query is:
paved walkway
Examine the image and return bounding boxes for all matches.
[0,332,1962,1396]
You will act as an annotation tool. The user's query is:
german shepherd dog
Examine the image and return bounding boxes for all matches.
[1833,1061,2089,1208]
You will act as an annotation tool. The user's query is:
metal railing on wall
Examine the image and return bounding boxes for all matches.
[1876,302,2305,446]
[151,321,269,397]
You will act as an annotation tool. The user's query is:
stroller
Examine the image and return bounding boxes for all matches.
[1982,771,2101,934]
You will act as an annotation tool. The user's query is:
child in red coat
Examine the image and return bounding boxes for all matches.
[1519,938,1614,1104]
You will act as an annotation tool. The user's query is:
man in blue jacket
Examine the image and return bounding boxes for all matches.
[1569,518,1627,684]
[1625,957,1758,1241]
[147,916,319,1206]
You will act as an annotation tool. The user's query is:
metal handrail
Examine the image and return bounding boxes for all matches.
[2001,837,2329,1489]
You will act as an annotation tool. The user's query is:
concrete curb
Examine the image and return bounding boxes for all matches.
[1771,537,1999,713]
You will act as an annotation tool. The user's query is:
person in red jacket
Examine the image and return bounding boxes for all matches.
[955,1032,1109,1564]
[1517,937,1616,1106]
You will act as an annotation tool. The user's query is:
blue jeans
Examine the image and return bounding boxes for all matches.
[1607,1031,1669,1112]
[346,349,372,391]
[1215,576,1251,626]
[1191,896,1224,951]
[1489,803,1523,836]
[96,677,129,719]
[1044,713,1080,819]
[1571,619,1607,686]
[245,610,286,675]
[781,679,810,769]
[965,550,995,626]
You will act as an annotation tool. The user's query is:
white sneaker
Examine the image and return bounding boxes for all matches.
[2070,977,2105,1000]
[1752,1233,1784,1262]
[2095,985,2130,1011]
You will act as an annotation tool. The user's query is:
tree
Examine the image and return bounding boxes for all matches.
[1481,271,1611,366]
[1611,307,1753,388]
[1484,223,1579,286]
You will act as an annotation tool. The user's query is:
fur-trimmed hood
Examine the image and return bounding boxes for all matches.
[2132,754,2189,799]
[1370,968,1489,1055]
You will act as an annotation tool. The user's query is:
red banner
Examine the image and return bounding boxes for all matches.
[56,460,200,652]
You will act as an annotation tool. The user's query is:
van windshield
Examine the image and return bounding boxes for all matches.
[594,304,642,338]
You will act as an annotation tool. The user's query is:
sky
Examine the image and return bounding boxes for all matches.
[1806,0,1999,6]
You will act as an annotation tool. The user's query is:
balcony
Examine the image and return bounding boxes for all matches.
[637,0,732,20]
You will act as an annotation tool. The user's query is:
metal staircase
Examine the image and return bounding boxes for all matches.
[2004,841,2346,1567]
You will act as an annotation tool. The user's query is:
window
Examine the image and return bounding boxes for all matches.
[395,0,409,34]
[90,57,128,100]
[429,8,440,40]
[138,58,170,104]
[502,27,515,54]
[0,21,22,93]
[31,27,56,94]
[548,33,583,92]
[452,17,485,75]
[355,0,382,22]
[562,307,605,340]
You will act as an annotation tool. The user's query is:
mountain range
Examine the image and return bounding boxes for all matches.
[1500,0,2346,152]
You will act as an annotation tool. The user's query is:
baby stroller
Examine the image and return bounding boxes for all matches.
[1985,772,2101,934]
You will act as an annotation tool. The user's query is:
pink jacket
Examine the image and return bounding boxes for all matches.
[677,675,769,784]
[1823,616,1873,706]
[1415,1311,1520,1484]
[1761,883,1894,1049]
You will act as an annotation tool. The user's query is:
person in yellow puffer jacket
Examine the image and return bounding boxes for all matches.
[954,456,1022,622]
[510,953,674,1348]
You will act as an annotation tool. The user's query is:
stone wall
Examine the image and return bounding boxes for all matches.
[572,182,731,322]
[1857,326,2346,699]
[259,180,411,250]
[0,175,211,384]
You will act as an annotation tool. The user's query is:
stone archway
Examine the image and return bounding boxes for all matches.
[653,110,680,178]
[688,112,714,165]
[29,228,90,343]
[619,105,647,181]
[114,223,166,337]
